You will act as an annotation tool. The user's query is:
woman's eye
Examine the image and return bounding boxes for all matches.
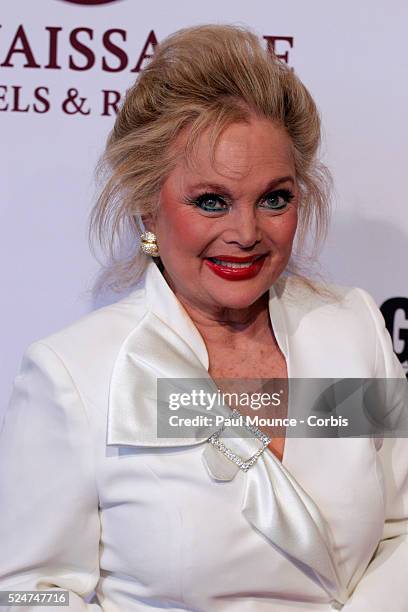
[187,189,294,214]
[191,193,228,212]
[260,189,295,212]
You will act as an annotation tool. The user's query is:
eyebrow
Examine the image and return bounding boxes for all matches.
[189,176,295,198]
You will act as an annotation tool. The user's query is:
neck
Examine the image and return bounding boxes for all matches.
[163,271,272,348]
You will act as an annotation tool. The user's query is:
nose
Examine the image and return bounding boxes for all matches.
[223,206,262,249]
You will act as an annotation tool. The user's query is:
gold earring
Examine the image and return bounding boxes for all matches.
[140,231,160,257]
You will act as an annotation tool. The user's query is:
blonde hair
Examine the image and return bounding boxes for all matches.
[88,23,333,296]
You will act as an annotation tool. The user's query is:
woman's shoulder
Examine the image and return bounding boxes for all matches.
[274,274,404,378]
[274,273,378,317]
[23,285,149,386]
[275,274,388,355]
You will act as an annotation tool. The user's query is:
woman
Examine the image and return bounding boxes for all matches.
[0,24,407,611]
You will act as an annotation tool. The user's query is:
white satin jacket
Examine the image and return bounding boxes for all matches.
[0,260,407,611]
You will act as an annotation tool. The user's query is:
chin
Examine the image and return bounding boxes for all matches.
[207,282,271,310]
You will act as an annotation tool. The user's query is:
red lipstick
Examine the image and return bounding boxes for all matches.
[204,254,267,280]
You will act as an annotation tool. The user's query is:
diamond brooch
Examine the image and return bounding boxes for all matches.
[207,409,271,472]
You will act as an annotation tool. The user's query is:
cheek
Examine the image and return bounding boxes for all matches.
[156,206,209,254]
[265,210,298,250]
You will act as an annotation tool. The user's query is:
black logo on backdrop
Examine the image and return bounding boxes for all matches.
[381,297,408,376]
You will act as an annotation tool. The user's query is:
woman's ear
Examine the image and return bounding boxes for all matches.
[141,213,156,234]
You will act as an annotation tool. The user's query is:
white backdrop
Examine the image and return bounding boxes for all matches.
[1,0,407,420]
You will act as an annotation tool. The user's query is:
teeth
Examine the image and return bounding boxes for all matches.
[211,258,255,268]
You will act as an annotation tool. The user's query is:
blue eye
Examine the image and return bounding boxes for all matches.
[259,189,295,212]
[190,193,228,213]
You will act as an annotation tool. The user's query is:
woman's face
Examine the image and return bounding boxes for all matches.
[145,115,299,315]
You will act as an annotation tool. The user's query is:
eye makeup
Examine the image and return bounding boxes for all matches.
[184,188,295,214]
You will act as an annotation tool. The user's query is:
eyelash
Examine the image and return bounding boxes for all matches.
[186,189,295,213]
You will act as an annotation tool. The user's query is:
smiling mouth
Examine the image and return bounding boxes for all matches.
[205,254,267,268]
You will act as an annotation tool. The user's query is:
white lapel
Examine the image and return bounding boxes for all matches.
[107,261,216,447]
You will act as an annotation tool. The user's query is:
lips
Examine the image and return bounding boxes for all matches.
[204,253,267,280]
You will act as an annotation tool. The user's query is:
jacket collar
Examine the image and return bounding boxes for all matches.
[144,260,210,371]
[106,259,289,448]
